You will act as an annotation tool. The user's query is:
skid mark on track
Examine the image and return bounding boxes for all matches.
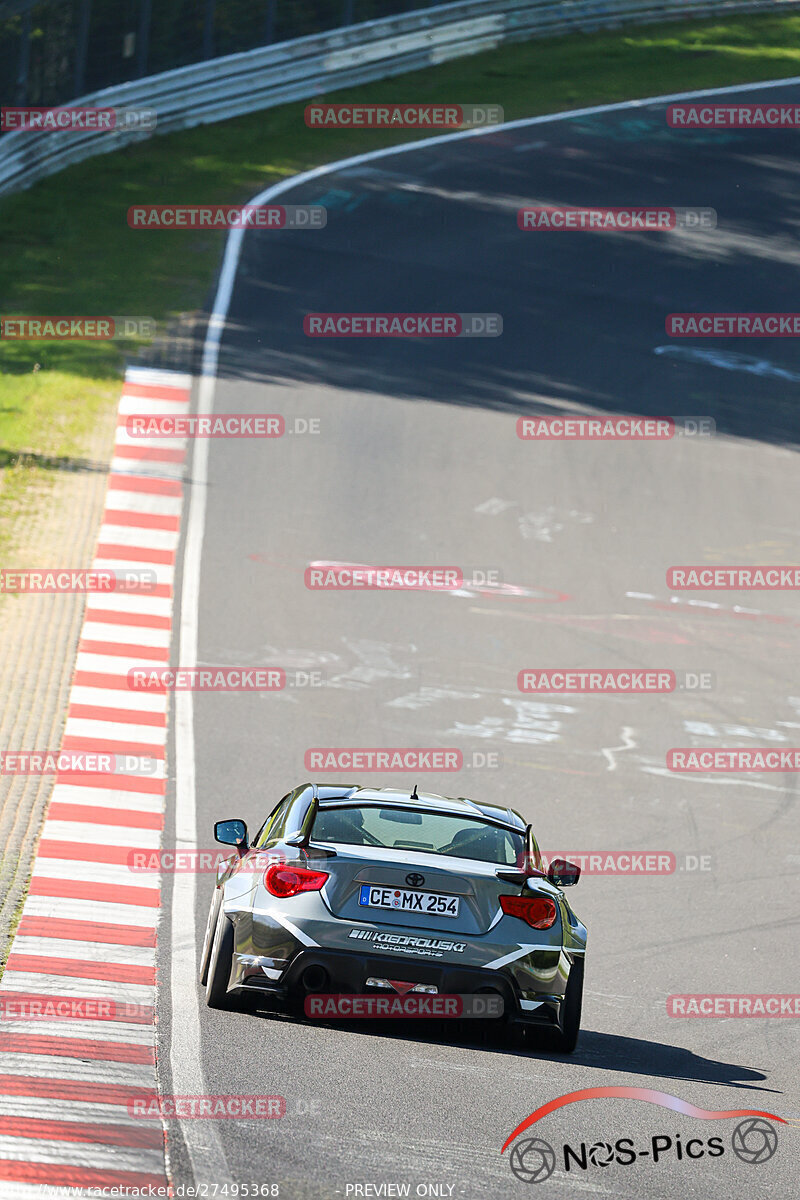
[327,639,417,689]
[446,698,576,747]
[474,496,517,515]
[683,720,786,742]
[655,345,800,383]
[388,685,495,711]
[473,497,594,543]
[641,766,791,795]
[626,591,800,631]
[601,727,637,771]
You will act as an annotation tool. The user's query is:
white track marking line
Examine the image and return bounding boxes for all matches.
[118,396,189,418]
[0,1137,165,1172]
[44,783,165,812]
[102,491,183,517]
[76,651,173,676]
[92,560,175,585]
[78,594,174,619]
[110,456,184,480]
[39,822,163,848]
[0,972,155,1003]
[10,938,155,965]
[0,1054,156,1086]
[0,1019,155,1044]
[31,857,162,884]
[69,684,168,711]
[126,367,192,389]
[95,526,180,551]
[80,623,171,648]
[0,1096,161,1125]
[64,716,168,742]
[20,898,160,925]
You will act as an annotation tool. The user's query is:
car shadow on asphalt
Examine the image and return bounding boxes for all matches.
[245,1004,777,1095]
[549,1029,777,1095]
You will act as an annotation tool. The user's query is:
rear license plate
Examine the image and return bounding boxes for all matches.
[358,884,459,918]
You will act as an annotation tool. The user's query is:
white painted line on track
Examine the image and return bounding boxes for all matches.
[1,972,156,1003]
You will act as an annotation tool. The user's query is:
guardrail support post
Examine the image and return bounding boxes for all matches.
[74,0,91,97]
[203,0,216,59]
[137,0,153,78]
[15,6,32,105]
[264,0,276,44]
[341,0,355,25]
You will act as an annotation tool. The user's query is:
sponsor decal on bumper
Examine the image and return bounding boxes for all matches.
[348,929,466,957]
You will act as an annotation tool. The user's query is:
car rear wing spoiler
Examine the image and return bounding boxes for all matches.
[495,823,545,884]
[283,789,337,859]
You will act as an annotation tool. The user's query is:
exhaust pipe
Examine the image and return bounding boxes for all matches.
[300,964,329,993]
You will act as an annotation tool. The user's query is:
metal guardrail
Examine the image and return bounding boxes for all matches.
[1,0,798,197]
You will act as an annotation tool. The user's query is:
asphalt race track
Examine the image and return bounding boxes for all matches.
[160,84,800,1199]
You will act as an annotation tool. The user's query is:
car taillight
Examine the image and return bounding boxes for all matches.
[499,894,557,929]
[264,864,329,898]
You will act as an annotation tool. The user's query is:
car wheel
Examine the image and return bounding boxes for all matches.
[199,888,223,985]
[553,958,584,1054]
[205,909,236,1010]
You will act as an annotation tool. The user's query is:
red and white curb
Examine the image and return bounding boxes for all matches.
[0,366,190,1197]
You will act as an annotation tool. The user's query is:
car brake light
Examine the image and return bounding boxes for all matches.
[499,894,557,929]
[264,864,329,898]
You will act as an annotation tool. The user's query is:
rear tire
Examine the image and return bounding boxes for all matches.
[199,888,222,985]
[205,910,235,1010]
[553,958,583,1054]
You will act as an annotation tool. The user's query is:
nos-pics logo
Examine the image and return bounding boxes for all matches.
[502,1088,785,1183]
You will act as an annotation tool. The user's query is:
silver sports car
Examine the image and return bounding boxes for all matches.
[199,783,587,1050]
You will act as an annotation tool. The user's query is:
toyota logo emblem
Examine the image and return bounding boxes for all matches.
[406,873,425,888]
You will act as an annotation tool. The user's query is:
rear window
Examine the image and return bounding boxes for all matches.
[312,805,523,866]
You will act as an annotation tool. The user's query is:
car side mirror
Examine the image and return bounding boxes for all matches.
[547,857,580,887]
[214,819,248,854]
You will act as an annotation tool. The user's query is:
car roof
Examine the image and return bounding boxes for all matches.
[308,783,526,832]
